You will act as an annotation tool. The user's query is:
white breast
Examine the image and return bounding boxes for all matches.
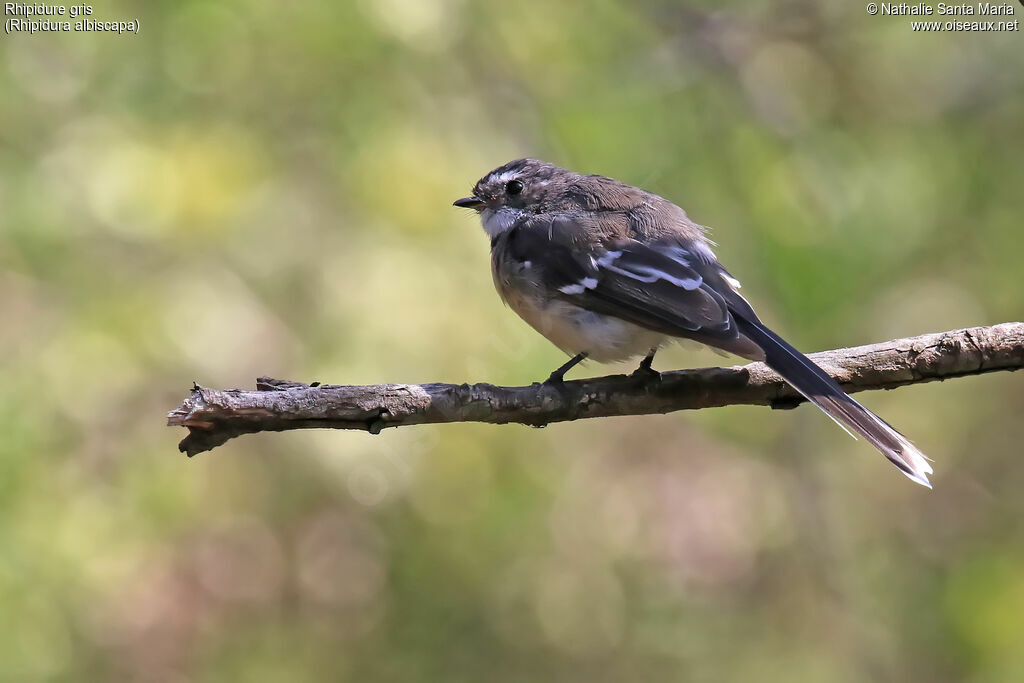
[501,288,665,364]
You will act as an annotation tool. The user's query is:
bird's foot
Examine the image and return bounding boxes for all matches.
[543,353,587,385]
[630,365,662,382]
[630,351,661,382]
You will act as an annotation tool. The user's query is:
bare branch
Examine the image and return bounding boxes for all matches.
[168,323,1024,456]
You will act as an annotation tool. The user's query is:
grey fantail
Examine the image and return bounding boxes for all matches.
[455,158,933,487]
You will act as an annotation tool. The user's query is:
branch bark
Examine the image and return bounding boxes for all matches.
[168,322,1024,456]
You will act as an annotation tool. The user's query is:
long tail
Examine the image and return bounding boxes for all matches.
[735,316,933,488]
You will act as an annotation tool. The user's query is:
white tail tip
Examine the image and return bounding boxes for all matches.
[891,433,933,489]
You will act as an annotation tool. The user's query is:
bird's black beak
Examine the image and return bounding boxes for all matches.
[453,196,485,210]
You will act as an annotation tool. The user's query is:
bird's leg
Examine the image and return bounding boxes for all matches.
[545,353,588,384]
[631,348,661,380]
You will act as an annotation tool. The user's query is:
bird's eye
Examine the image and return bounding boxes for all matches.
[505,179,524,196]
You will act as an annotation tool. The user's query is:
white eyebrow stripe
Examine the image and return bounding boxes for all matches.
[490,170,519,184]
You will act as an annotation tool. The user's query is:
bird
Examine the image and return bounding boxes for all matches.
[454,158,933,487]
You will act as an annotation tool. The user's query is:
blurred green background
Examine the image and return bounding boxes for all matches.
[2,1,1023,680]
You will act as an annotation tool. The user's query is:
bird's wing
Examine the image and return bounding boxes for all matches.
[504,214,764,359]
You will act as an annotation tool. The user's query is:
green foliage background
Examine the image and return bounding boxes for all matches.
[1,1,1022,680]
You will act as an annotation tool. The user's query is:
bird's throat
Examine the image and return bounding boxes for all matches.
[480,207,523,240]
